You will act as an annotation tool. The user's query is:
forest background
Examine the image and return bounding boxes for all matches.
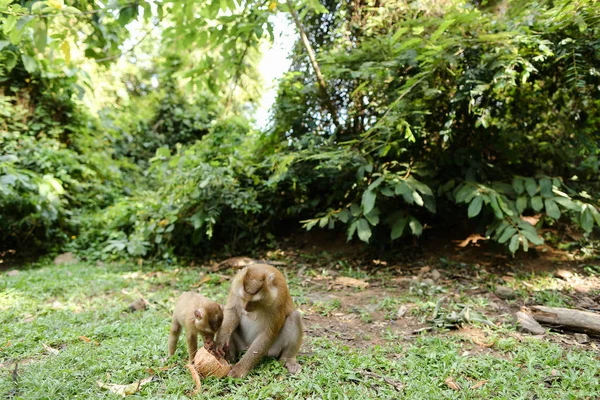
[1,0,599,261]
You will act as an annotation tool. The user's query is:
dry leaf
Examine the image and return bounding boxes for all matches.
[6,270,19,277]
[457,234,486,247]
[501,275,516,283]
[396,305,408,319]
[79,336,91,343]
[97,377,154,397]
[128,298,148,312]
[198,275,212,286]
[42,343,60,355]
[333,276,369,289]
[470,380,488,389]
[186,363,202,395]
[444,377,462,391]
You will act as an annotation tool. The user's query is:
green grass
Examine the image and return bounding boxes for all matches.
[1,261,600,399]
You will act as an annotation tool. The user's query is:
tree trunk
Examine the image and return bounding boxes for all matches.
[286,1,339,128]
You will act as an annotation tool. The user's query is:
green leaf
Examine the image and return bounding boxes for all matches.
[521,228,543,246]
[391,217,407,240]
[430,18,455,41]
[395,182,410,196]
[406,176,433,196]
[5,51,17,71]
[336,209,349,223]
[516,196,527,214]
[508,235,519,254]
[356,218,372,242]
[362,189,376,215]
[498,226,516,243]
[0,40,10,51]
[318,216,329,228]
[508,234,519,254]
[408,217,423,236]
[589,206,600,227]
[539,177,553,198]
[544,198,561,219]
[455,184,477,203]
[21,54,37,73]
[34,20,47,52]
[368,176,385,191]
[512,178,524,195]
[498,196,514,216]
[468,196,483,218]
[553,196,580,211]
[347,220,358,241]
[380,187,394,197]
[489,195,503,219]
[524,177,537,196]
[364,209,379,226]
[581,207,594,233]
[531,196,543,212]
[412,191,423,206]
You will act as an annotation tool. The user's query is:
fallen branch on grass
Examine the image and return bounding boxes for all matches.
[530,306,600,335]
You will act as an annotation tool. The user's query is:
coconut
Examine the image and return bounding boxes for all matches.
[193,347,231,378]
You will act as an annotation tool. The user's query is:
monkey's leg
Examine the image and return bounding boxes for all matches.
[229,332,274,378]
[270,310,303,374]
[185,331,198,363]
[167,319,181,358]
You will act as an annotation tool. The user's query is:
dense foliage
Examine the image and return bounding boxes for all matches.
[0,0,598,259]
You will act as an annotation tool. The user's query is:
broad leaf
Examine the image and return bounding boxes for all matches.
[356,218,372,242]
[508,234,519,254]
[391,217,407,240]
[362,189,376,214]
[531,196,543,212]
[524,177,537,196]
[468,196,483,218]
[544,198,560,219]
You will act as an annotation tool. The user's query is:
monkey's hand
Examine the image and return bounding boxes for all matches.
[227,364,248,379]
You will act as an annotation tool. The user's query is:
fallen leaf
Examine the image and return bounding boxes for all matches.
[198,275,212,286]
[128,297,148,312]
[457,234,486,247]
[470,380,488,389]
[79,336,91,343]
[97,376,154,397]
[396,305,408,319]
[42,343,60,355]
[6,270,19,277]
[23,314,35,323]
[501,275,516,283]
[333,276,369,289]
[445,377,462,391]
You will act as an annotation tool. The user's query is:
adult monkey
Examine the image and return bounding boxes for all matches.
[213,264,303,378]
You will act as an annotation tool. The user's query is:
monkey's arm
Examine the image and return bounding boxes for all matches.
[214,304,242,350]
[229,332,276,378]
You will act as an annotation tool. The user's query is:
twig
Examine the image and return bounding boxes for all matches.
[360,370,404,391]
[95,22,158,63]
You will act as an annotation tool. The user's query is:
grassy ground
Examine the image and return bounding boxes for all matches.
[1,245,600,399]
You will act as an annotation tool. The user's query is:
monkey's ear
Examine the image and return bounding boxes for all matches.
[194,309,203,319]
[267,273,276,285]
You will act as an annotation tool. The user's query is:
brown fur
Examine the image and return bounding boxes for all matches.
[214,264,302,378]
[168,292,223,363]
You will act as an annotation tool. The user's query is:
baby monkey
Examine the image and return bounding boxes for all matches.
[168,291,224,363]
